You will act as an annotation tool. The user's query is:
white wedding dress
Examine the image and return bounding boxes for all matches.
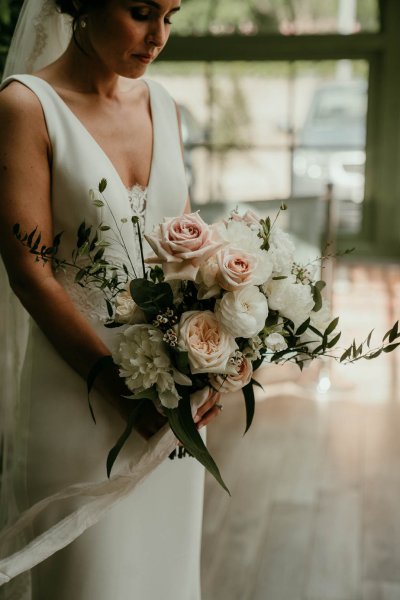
[0,75,205,600]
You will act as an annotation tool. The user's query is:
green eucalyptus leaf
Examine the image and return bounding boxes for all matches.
[93,199,105,208]
[365,349,383,359]
[98,178,108,193]
[106,400,146,478]
[366,329,374,347]
[327,332,341,349]
[104,321,124,329]
[124,388,158,401]
[172,350,191,376]
[312,286,323,312]
[296,318,310,336]
[242,381,256,434]
[86,355,115,424]
[325,317,340,337]
[27,227,38,248]
[389,321,399,343]
[165,388,230,494]
[383,342,400,353]
[130,278,173,315]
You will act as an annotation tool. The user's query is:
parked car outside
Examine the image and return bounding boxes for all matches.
[292,80,367,230]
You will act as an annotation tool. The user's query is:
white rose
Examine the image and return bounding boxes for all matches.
[264,275,314,329]
[178,310,238,374]
[265,333,288,352]
[268,226,296,276]
[216,286,269,339]
[114,289,145,324]
[196,256,222,299]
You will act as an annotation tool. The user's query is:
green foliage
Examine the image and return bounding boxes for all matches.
[0,0,24,78]
[171,0,379,36]
[166,385,230,494]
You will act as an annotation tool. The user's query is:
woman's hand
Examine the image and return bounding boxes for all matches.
[194,387,223,429]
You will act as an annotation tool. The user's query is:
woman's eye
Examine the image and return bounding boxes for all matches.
[130,8,151,21]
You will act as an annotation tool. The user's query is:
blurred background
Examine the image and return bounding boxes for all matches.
[1,0,400,597]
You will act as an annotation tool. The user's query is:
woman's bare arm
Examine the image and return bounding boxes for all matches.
[0,83,166,433]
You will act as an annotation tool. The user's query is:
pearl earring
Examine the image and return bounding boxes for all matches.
[80,17,87,29]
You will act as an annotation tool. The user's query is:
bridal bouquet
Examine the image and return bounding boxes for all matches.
[15,179,400,493]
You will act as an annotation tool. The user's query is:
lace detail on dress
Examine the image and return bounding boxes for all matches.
[59,185,148,323]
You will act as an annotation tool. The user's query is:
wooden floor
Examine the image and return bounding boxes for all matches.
[201,261,400,600]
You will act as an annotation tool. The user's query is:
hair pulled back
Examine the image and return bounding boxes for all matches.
[55,0,106,21]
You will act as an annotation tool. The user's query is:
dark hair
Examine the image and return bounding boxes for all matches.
[54,1,106,52]
[55,1,105,19]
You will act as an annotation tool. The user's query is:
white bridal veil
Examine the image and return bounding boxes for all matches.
[0,0,178,590]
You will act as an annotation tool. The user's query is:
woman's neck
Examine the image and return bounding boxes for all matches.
[36,40,128,99]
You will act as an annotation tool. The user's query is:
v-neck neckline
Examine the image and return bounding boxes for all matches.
[29,75,155,194]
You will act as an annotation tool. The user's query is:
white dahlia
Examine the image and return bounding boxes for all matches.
[113,324,182,409]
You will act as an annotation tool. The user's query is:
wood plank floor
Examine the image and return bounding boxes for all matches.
[201,261,400,600]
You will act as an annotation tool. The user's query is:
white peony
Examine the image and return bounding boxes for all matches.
[113,324,184,409]
[265,333,288,352]
[215,286,269,339]
[268,226,295,276]
[264,275,314,329]
[217,219,263,253]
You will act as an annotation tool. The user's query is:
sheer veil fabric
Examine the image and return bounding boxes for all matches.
[0,0,198,590]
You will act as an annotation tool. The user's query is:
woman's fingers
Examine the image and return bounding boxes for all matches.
[194,389,221,422]
[197,405,221,428]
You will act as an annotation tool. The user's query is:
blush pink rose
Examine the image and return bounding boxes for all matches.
[178,310,238,374]
[144,212,223,281]
[209,353,253,393]
[216,247,269,291]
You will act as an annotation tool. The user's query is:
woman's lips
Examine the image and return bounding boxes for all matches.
[134,54,154,64]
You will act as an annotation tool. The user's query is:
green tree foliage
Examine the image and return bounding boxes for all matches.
[172,0,379,36]
[0,0,23,78]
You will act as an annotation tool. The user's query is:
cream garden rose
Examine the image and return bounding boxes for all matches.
[145,212,223,281]
[209,352,253,394]
[215,286,269,339]
[178,310,238,374]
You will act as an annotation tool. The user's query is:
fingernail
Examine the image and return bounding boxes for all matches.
[194,415,200,423]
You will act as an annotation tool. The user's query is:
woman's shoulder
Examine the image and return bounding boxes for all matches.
[0,79,45,122]
[0,80,49,146]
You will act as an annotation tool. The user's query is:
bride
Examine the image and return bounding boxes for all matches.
[0,1,221,598]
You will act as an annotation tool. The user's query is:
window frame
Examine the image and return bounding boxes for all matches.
[159,0,400,257]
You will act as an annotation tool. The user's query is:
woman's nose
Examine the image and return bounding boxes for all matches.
[146,20,168,48]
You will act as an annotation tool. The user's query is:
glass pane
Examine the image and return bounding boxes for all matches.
[171,0,380,36]
[148,60,369,238]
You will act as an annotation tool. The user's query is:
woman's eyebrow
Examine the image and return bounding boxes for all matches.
[131,0,181,12]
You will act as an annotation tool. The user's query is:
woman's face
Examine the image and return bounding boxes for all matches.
[83,0,181,78]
